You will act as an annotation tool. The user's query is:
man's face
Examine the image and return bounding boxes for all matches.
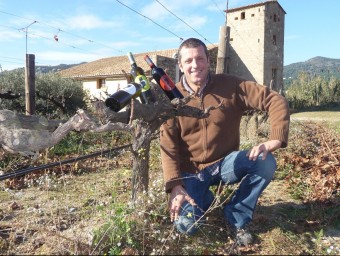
[178,45,209,88]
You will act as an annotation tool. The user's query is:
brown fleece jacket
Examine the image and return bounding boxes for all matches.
[160,73,290,193]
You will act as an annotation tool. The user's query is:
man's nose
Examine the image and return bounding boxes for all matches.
[191,59,198,68]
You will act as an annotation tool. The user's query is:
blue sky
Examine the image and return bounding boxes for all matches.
[0,0,339,71]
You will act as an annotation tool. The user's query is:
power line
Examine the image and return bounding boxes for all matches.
[23,30,105,58]
[0,9,123,54]
[35,19,123,54]
[0,24,109,60]
[209,0,227,18]
[154,0,211,43]
[115,0,183,41]
[19,21,37,54]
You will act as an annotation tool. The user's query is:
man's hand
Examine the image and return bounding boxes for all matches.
[169,185,196,222]
[247,140,282,161]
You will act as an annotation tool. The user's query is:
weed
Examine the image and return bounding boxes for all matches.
[275,162,294,180]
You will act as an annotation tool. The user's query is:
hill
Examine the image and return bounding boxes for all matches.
[284,56,340,79]
[35,63,87,73]
[6,56,340,80]
[8,63,87,74]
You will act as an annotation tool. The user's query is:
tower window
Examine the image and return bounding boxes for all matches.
[274,14,277,22]
[234,17,239,20]
[251,14,255,17]
[241,12,245,19]
[272,35,277,45]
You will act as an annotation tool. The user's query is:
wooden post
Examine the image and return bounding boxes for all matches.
[25,54,36,115]
[216,25,230,74]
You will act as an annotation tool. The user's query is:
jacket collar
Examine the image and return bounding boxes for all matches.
[181,73,211,97]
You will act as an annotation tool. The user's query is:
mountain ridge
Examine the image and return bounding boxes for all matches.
[284,56,340,79]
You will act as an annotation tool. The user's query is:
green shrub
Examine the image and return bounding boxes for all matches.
[0,70,86,118]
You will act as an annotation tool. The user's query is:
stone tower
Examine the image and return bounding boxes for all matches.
[226,0,286,91]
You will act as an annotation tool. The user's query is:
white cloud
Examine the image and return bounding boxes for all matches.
[170,15,208,32]
[141,0,208,21]
[64,14,120,30]
[141,1,169,21]
[206,0,227,13]
[0,29,23,42]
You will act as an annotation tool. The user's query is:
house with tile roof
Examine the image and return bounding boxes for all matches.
[59,47,218,101]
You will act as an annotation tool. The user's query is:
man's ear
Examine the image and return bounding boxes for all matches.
[178,62,183,72]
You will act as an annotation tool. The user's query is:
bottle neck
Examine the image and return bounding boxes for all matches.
[144,55,156,69]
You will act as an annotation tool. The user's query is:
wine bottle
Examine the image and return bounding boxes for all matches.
[127,52,138,78]
[144,55,183,100]
[105,82,141,112]
[127,52,155,104]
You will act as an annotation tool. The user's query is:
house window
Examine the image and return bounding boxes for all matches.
[97,78,106,89]
[272,35,277,45]
[274,14,277,22]
[234,17,238,20]
[230,38,233,41]
[241,12,245,19]
[251,14,255,17]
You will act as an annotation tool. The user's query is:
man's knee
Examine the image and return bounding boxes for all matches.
[174,215,200,235]
[259,152,277,179]
[174,203,204,235]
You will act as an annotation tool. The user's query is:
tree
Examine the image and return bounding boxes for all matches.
[285,71,340,110]
[0,70,86,118]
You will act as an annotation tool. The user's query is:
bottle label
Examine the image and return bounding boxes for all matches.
[160,75,175,91]
[135,75,151,92]
[122,83,139,96]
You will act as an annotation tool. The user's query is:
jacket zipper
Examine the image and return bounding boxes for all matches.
[200,94,208,163]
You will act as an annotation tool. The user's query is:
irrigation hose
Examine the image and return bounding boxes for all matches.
[0,143,132,181]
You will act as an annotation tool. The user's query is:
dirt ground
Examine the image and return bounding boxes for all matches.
[0,118,339,255]
[0,169,338,255]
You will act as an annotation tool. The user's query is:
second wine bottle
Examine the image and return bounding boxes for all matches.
[144,55,183,100]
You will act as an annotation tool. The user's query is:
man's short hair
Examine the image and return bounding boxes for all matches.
[177,38,209,62]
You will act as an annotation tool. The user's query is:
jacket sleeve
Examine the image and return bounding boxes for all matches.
[237,80,290,148]
[160,118,184,193]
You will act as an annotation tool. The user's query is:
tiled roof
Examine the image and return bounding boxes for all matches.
[59,45,218,79]
[227,0,286,14]
[58,48,179,79]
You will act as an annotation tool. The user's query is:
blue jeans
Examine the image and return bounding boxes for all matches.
[174,150,276,235]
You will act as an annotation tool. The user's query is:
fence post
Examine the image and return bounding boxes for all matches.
[25,54,36,115]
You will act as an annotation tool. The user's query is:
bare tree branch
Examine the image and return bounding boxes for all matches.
[0,91,21,99]
[0,82,221,157]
